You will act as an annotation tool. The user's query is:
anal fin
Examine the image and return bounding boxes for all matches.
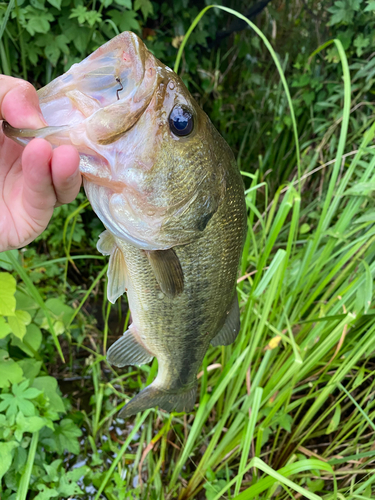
[119,383,197,418]
[107,329,153,367]
[211,295,241,347]
[146,249,184,299]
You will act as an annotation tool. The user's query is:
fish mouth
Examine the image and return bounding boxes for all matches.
[2,32,162,147]
[2,32,177,251]
[39,31,159,112]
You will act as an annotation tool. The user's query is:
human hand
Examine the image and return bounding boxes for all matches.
[0,76,81,252]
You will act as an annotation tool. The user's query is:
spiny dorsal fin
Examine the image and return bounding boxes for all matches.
[211,295,241,347]
[97,230,127,303]
[107,329,153,367]
[146,249,184,299]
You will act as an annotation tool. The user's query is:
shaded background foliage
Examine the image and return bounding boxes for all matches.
[1,0,375,499]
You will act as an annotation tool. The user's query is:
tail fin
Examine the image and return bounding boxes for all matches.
[119,383,197,418]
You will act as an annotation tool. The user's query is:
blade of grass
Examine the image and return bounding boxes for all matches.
[0,0,15,43]
[15,431,39,500]
[174,4,300,185]
[234,387,263,496]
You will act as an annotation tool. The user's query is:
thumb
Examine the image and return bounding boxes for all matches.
[0,76,47,129]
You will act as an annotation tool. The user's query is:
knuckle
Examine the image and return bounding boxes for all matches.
[17,80,37,97]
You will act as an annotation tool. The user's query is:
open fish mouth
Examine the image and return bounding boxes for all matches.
[3,32,224,253]
[2,32,161,148]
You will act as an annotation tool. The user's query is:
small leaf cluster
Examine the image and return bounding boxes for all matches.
[0,0,217,88]
[0,271,85,499]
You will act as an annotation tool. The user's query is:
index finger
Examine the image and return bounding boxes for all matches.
[0,75,46,129]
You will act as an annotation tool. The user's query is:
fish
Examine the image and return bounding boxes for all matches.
[3,32,247,418]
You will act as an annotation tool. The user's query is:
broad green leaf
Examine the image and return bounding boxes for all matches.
[306,478,325,493]
[32,376,66,413]
[55,34,69,54]
[26,12,54,35]
[40,419,82,454]
[45,44,60,66]
[15,412,45,441]
[0,380,41,416]
[56,468,85,496]
[0,317,11,339]
[0,441,18,481]
[34,485,59,500]
[18,359,42,380]
[8,310,32,340]
[87,10,102,26]
[204,479,228,500]
[30,0,46,9]
[0,272,16,316]
[0,250,18,271]
[114,0,131,6]
[69,5,87,23]
[299,223,311,234]
[277,413,293,433]
[47,0,61,9]
[328,0,361,25]
[42,459,62,482]
[134,0,153,18]
[354,33,370,57]
[118,10,139,32]
[11,323,42,356]
[15,290,38,313]
[12,446,27,474]
[0,350,23,388]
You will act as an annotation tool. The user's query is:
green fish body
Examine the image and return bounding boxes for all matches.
[2,32,247,417]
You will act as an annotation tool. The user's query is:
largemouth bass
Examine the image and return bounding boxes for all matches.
[3,32,247,417]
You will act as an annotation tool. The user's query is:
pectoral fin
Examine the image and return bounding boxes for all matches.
[107,247,128,304]
[211,295,241,347]
[97,230,115,255]
[146,249,184,299]
[107,329,153,367]
[97,230,127,303]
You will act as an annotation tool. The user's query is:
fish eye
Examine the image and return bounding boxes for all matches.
[169,106,194,137]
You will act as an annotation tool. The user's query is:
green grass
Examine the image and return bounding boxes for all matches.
[2,4,375,500]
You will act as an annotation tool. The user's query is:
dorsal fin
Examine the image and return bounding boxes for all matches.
[145,249,184,299]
